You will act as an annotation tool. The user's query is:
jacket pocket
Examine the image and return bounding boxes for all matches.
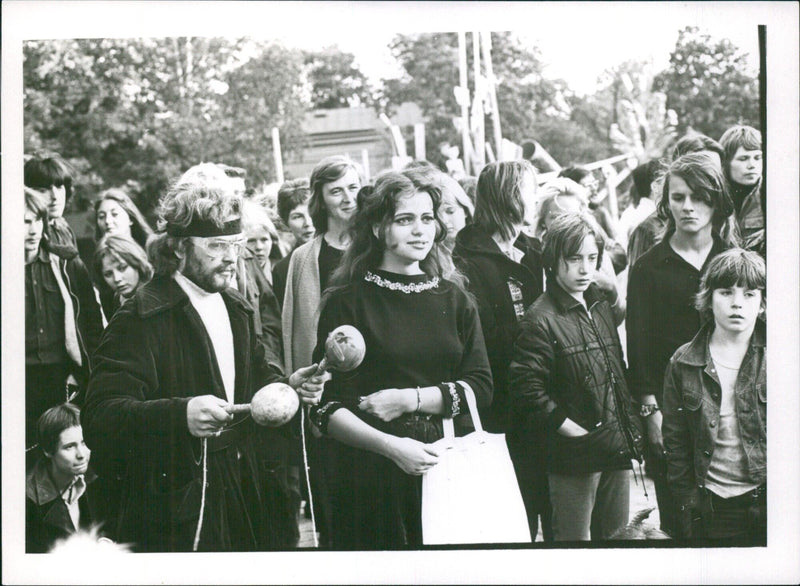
[682,389,703,412]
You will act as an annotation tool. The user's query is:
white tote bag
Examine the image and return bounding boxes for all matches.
[421,385,532,545]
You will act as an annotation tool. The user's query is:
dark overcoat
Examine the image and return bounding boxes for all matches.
[83,275,295,552]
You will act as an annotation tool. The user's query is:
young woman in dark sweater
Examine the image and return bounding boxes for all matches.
[311,170,492,549]
[626,151,738,536]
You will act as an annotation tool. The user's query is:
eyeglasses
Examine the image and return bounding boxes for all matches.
[193,237,246,258]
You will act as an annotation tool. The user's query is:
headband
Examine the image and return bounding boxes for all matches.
[166,217,241,238]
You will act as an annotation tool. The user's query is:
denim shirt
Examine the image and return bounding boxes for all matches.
[662,319,766,508]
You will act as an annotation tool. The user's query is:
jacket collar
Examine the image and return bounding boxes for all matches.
[454,224,540,264]
[675,317,766,367]
[648,234,726,266]
[26,458,96,506]
[135,274,252,318]
[545,276,604,313]
[29,247,52,264]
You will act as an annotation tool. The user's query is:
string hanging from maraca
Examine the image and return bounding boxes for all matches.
[301,324,365,547]
[216,324,366,548]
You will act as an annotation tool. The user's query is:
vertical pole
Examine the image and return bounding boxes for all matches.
[272,127,284,184]
[472,31,485,169]
[361,149,371,181]
[481,32,503,158]
[414,123,426,161]
[457,32,471,174]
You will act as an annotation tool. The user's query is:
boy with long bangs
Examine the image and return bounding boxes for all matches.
[510,213,643,541]
[662,248,766,544]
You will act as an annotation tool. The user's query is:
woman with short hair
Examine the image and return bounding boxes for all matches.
[719,125,764,254]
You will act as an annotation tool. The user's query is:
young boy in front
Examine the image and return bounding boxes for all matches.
[662,248,766,544]
[510,213,643,541]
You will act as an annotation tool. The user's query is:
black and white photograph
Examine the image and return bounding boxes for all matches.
[2,1,798,583]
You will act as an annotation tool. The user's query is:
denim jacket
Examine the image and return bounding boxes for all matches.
[662,319,766,509]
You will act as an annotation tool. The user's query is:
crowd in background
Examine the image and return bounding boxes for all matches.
[24,122,766,552]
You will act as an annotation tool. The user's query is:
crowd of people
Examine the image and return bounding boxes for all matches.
[24,123,766,553]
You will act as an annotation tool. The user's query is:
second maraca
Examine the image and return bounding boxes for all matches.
[225,325,366,426]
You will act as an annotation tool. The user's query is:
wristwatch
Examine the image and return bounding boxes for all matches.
[639,403,660,418]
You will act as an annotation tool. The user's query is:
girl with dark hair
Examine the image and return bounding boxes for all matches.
[94,188,153,250]
[626,150,738,537]
[310,170,492,549]
[452,160,551,540]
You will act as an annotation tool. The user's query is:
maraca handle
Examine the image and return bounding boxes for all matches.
[226,403,251,415]
[314,357,329,377]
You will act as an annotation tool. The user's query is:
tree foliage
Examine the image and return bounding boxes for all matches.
[23,27,760,219]
[24,37,309,216]
[304,47,373,108]
[653,26,759,140]
[380,32,609,167]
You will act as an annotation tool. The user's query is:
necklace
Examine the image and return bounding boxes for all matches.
[364,270,439,294]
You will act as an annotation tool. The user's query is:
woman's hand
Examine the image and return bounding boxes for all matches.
[358,388,415,422]
[383,436,442,475]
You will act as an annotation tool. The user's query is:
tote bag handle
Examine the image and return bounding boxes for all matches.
[442,382,483,441]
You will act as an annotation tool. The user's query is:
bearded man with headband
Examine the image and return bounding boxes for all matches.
[83,163,325,552]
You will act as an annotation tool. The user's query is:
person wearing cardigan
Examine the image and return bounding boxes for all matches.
[281,155,362,546]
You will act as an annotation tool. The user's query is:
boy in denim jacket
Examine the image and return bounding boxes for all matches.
[662,248,766,543]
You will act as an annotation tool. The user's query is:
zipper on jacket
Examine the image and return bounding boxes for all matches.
[586,305,643,464]
[61,258,89,373]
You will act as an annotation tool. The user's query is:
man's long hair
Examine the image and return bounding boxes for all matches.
[147,163,242,276]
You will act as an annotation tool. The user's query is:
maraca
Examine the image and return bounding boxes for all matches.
[225,325,365,427]
[315,324,366,375]
[226,382,299,427]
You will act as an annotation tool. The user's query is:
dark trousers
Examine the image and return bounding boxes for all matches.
[695,485,767,545]
[642,422,678,536]
[507,434,553,542]
[26,363,70,450]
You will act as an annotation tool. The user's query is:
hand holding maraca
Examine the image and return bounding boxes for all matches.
[289,363,328,406]
[225,325,366,427]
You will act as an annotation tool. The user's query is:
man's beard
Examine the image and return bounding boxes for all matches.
[183,257,232,293]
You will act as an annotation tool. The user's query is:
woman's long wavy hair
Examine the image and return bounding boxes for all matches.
[93,188,154,248]
[323,170,466,307]
[656,151,740,247]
